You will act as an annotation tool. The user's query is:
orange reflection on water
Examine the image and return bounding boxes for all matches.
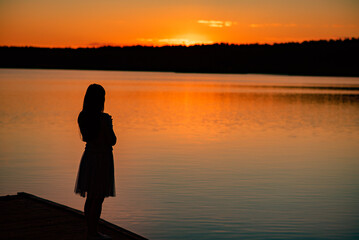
[1,69,359,239]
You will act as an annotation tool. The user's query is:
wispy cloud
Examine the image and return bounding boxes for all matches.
[198,20,236,28]
[250,23,297,28]
[158,38,213,46]
[138,38,213,46]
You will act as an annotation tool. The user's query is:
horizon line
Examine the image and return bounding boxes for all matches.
[1,37,358,50]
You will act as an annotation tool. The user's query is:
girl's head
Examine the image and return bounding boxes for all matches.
[82,84,105,113]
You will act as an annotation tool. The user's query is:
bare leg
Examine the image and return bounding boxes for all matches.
[94,197,105,225]
[84,197,94,234]
[85,195,105,236]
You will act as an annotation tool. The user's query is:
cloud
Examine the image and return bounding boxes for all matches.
[250,23,297,28]
[138,38,213,46]
[198,20,236,28]
[158,38,213,46]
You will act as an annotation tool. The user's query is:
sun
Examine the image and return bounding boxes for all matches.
[162,33,214,46]
[137,33,214,46]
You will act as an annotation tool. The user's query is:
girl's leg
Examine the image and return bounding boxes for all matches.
[94,197,105,224]
[85,195,105,235]
[85,196,96,235]
[84,196,93,220]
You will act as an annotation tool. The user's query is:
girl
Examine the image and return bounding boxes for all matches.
[75,84,116,240]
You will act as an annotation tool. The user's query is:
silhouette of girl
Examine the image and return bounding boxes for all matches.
[75,84,116,240]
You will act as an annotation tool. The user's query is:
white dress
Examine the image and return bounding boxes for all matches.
[75,113,116,198]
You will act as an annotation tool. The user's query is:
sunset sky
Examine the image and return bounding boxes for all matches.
[0,0,358,47]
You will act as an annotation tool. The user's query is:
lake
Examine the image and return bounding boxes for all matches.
[0,69,358,240]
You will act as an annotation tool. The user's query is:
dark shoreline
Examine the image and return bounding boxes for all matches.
[1,38,359,77]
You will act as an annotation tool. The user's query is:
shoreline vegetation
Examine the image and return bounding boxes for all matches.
[1,38,358,77]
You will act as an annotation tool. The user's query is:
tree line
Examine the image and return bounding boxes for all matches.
[1,38,358,76]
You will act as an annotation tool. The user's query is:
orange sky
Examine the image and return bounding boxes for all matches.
[0,0,358,47]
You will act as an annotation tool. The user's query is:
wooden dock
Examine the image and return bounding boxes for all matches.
[0,192,148,240]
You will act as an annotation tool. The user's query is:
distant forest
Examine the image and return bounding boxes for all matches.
[1,38,358,76]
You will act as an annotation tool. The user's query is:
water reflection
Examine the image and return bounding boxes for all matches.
[0,69,359,240]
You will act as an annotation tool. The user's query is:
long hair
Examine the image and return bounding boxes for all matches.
[78,84,105,142]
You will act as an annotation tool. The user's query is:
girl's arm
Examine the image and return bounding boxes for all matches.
[103,113,117,146]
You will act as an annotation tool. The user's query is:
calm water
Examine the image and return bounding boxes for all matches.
[0,69,359,240]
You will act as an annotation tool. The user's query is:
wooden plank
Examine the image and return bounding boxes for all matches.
[0,192,148,240]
